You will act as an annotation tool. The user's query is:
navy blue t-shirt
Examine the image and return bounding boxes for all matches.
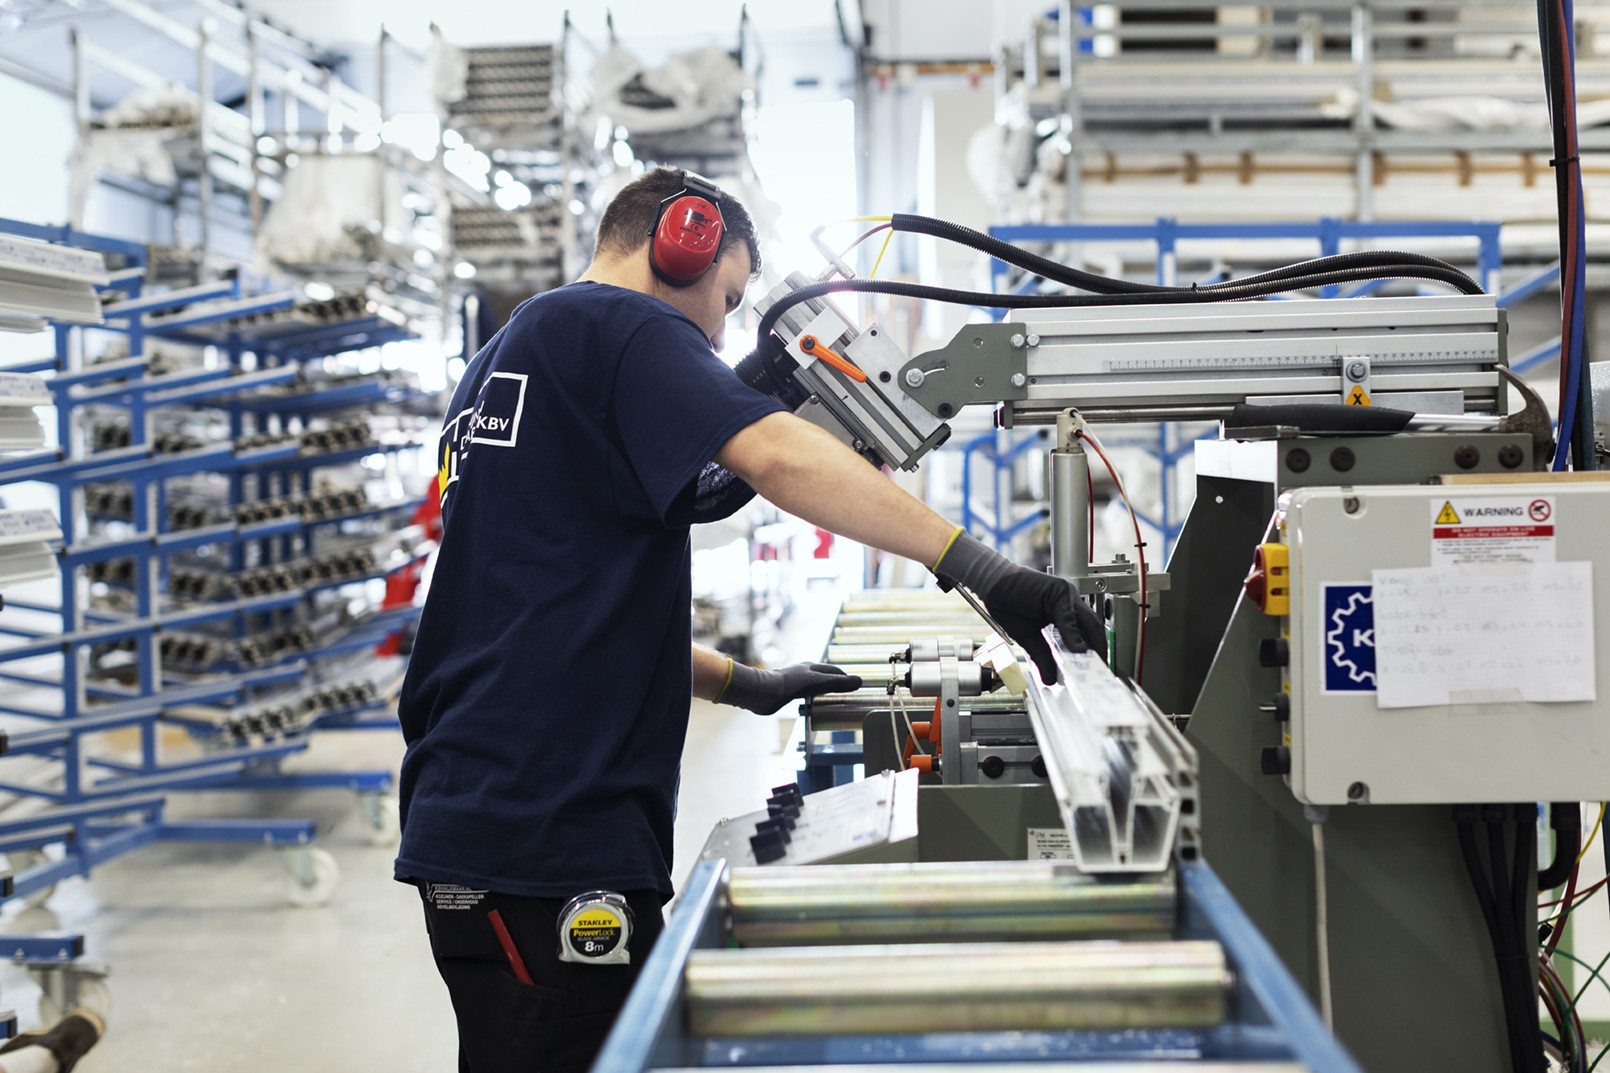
[394,281,782,900]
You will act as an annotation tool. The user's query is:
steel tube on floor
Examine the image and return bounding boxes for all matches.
[683,939,1229,1036]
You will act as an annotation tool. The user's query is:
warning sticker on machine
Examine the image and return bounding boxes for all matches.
[1026,827,1074,860]
[1430,496,1555,566]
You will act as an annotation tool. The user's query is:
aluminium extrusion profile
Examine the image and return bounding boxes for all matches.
[1022,645,1198,873]
[0,371,50,449]
[0,234,109,330]
[0,510,62,590]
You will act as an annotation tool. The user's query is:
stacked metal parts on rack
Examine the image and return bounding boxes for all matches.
[0,217,438,931]
[987,2,1610,231]
[436,29,595,319]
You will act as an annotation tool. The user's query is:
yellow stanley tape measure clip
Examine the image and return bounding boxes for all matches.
[557,891,634,965]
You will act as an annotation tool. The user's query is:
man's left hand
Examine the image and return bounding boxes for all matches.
[717,661,863,715]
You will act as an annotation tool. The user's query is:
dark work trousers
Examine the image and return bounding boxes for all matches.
[417,883,665,1073]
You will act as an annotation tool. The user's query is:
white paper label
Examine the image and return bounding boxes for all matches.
[1026,827,1074,860]
[1371,562,1595,708]
[1429,495,1555,566]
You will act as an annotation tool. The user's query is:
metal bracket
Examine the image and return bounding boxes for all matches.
[899,323,1030,419]
[1341,357,1371,406]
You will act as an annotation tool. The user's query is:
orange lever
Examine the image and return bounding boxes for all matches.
[799,335,867,383]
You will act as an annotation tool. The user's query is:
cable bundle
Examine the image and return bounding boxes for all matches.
[1537,0,1593,471]
[1457,804,1546,1073]
[752,212,1486,352]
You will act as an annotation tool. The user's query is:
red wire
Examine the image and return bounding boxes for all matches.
[841,223,891,257]
[1539,955,1583,1067]
[1541,873,1608,911]
[1545,854,1581,956]
[1078,430,1146,679]
[1084,464,1095,564]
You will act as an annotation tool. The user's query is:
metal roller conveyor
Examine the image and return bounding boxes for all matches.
[833,625,994,645]
[651,1066,1306,1073]
[682,939,1231,1037]
[840,590,972,611]
[827,643,916,665]
[832,611,987,629]
[727,860,1174,945]
[825,643,981,665]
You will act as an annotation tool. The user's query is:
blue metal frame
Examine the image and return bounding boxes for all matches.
[593,856,1362,1073]
[987,217,1504,296]
[0,216,428,901]
[795,729,859,795]
[956,429,1049,552]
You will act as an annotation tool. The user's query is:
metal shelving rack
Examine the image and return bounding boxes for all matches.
[431,17,604,350]
[998,0,1610,226]
[0,216,436,914]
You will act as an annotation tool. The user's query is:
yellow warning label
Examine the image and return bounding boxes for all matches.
[1435,501,1461,525]
[1345,385,1372,407]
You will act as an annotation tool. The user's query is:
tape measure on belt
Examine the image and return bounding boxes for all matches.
[556,890,633,966]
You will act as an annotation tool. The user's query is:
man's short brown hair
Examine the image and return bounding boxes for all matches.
[593,167,761,278]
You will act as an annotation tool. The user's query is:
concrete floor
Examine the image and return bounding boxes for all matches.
[0,591,838,1070]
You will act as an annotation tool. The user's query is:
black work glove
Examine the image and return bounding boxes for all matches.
[932,530,1108,684]
[717,661,864,715]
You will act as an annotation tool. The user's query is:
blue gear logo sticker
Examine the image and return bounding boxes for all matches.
[1322,583,1376,693]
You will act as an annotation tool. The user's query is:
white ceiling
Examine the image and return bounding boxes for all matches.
[254,0,848,54]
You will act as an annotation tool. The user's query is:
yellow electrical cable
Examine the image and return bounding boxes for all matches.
[870,228,895,279]
[1536,804,1609,931]
[1579,803,1606,864]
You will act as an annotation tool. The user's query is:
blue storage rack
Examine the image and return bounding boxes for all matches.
[0,216,435,908]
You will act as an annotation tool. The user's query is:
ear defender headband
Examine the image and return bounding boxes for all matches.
[648,172,726,287]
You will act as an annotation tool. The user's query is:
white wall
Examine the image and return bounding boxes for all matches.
[916,87,995,339]
[0,73,73,225]
[0,72,74,374]
[860,0,998,60]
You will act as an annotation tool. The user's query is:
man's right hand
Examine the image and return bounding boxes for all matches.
[932,530,1108,684]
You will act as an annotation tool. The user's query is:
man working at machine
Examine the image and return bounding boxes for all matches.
[394,167,1106,1073]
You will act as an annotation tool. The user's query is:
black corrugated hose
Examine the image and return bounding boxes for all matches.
[750,213,1486,369]
[1458,804,1546,1073]
[888,213,1485,298]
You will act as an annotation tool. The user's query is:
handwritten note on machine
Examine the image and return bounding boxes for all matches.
[1371,563,1596,709]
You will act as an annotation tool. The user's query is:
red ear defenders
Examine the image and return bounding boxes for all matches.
[649,172,725,286]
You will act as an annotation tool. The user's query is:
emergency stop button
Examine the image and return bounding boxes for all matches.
[1245,543,1290,616]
